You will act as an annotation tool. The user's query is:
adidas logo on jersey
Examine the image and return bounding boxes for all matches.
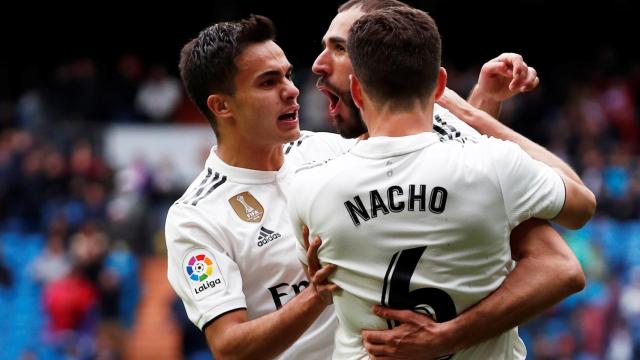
[257,226,282,247]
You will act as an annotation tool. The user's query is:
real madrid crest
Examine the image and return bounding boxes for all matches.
[229,191,264,222]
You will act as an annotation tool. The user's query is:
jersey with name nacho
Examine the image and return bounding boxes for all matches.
[288,132,565,360]
[165,105,470,359]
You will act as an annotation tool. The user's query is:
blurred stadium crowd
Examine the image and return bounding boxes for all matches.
[0,44,639,359]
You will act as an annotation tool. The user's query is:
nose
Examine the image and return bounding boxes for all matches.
[312,49,331,76]
[283,78,300,102]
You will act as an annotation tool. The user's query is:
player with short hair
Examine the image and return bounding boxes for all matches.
[311,1,587,357]
[165,12,503,360]
[166,6,582,360]
[289,6,596,359]
[165,15,347,359]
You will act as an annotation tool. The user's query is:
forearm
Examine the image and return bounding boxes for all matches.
[474,112,582,184]
[441,219,584,353]
[209,289,327,359]
[467,84,502,118]
[442,92,583,185]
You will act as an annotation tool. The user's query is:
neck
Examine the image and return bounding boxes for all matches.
[216,136,285,171]
[363,99,435,137]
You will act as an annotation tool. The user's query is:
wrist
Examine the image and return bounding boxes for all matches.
[435,318,466,354]
[468,85,502,118]
[303,286,329,311]
[469,83,502,102]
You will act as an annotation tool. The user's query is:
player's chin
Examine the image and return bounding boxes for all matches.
[280,127,300,143]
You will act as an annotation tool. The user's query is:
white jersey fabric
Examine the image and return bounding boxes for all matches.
[166,131,356,359]
[288,132,566,359]
[165,105,471,359]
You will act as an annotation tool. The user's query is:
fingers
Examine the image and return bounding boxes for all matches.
[521,67,539,92]
[482,61,512,78]
[364,343,394,358]
[492,53,526,89]
[495,53,540,93]
[509,65,528,91]
[496,52,523,69]
[373,305,424,324]
[363,331,398,358]
[306,235,322,276]
[312,263,336,283]
[362,329,392,345]
[325,283,341,293]
[302,225,310,250]
[494,53,524,77]
[312,263,340,304]
[510,66,539,92]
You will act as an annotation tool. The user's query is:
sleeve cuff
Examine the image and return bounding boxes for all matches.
[197,297,247,330]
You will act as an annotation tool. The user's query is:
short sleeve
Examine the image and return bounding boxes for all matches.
[285,131,357,167]
[314,131,358,156]
[434,103,481,140]
[165,204,247,330]
[487,138,566,229]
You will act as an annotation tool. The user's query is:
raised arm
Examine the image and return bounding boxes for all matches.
[467,53,539,118]
[362,87,590,359]
[439,88,596,229]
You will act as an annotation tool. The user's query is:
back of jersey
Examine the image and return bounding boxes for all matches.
[288,132,565,359]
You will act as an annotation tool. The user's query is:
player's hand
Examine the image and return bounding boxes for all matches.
[474,53,539,102]
[362,305,453,360]
[303,225,340,305]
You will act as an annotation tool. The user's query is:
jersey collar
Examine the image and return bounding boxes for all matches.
[350,132,440,159]
[206,147,290,184]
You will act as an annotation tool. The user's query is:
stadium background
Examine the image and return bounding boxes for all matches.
[0,0,639,359]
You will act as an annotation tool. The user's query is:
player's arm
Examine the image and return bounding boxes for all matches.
[364,92,591,358]
[203,227,337,360]
[205,218,339,358]
[204,282,332,360]
[363,219,584,359]
[442,219,585,352]
[467,53,539,117]
[362,148,589,358]
[440,88,578,183]
[166,205,334,360]
[438,88,596,229]
[301,225,340,303]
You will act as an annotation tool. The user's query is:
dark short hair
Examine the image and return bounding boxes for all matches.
[347,7,441,109]
[338,0,408,13]
[178,15,276,135]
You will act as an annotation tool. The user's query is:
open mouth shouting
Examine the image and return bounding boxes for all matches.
[319,88,342,117]
[277,106,299,129]
[317,78,346,117]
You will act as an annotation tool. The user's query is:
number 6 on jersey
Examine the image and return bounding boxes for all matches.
[382,246,457,327]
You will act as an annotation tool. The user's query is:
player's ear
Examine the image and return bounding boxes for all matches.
[207,94,232,120]
[349,74,364,110]
[434,67,448,100]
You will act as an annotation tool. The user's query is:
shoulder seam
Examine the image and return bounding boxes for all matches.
[177,169,228,206]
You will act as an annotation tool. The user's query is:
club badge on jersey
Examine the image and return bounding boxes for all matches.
[229,191,264,222]
[182,249,227,300]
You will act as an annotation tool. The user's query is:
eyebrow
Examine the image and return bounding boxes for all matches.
[322,36,347,47]
[256,65,294,80]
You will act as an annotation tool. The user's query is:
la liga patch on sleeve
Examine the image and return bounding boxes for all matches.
[182,249,227,300]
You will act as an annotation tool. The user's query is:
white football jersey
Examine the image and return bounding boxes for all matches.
[288,132,565,359]
[165,105,473,359]
[165,131,355,360]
